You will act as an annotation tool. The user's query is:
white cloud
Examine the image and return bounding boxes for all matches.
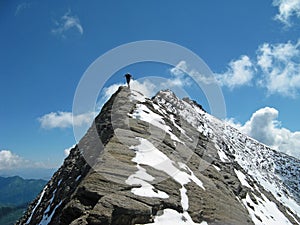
[52,10,83,37]
[0,150,50,170]
[169,61,193,87]
[38,111,94,129]
[170,59,255,89]
[273,0,300,26]
[170,61,188,77]
[64,144,76,157]
[214,39,300,96]
[131,79,157,97]
[170,60,217,86]
[97,80,157,108]
[15,2,31,16]
[0,150,27,170]
[40,80,158,131]
[102,83,121,100]
[216,55,255,89]
[257,40,300,97]
[241,107,280,146]
[229,107,300,159]
[99,73,194,107]
[96,83,122,111]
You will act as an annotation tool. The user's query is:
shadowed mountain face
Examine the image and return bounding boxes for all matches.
[0,176,47,225]
[17,86,300,225]
[0,176,46,206]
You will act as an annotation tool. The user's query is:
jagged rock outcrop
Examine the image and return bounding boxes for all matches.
[17,86,300,225]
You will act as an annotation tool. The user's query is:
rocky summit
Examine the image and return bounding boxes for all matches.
[17,86,300,225]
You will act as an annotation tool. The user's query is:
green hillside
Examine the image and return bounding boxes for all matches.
[0,176,47,225]
[0,204,26,225]
[0,176,46,205]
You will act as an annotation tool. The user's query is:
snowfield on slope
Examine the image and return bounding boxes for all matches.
[153,90,300,223]
[127,137,206,224]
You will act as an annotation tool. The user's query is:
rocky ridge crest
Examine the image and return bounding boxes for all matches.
[17,86,300,225]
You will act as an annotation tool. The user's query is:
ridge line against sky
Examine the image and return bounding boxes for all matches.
[1,0,300,176]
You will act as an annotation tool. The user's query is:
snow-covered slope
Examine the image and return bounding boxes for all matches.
[17,87,300,225]
[153,90,300,222]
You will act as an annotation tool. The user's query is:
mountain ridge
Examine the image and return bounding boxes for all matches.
[0,175,47,225]
[17,86,300,225]
[0,175,47,206]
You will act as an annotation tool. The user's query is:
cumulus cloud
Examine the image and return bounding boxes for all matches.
[257,40,300,97]
[241,107,281,146]
[102,84,121,100]
[170,59,255,89]
[228,107,300,159]
[52,10,83,37]
[0,150,50,170]
[40,79,158,130]
[0,150,27,170]
[216,55,255,89]
[95,83,122,111]
[273,0,300,26]
[131,79,157,96]
[38,111,94,129]
[170,61,188,77]
[103,80,156,99]
[98,71,194,109]
[64,144,76,157]
[170,60,217,85]
[169,61,194,87]
[216,39,300,96]
[97,80,157,108]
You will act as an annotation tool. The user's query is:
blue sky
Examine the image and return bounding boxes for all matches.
[1,0,300,178]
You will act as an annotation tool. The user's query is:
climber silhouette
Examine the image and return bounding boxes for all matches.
[125,73,132,88]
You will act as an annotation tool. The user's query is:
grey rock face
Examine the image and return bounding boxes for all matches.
[17,87,300,225]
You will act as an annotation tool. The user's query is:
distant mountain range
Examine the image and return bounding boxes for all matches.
[0,168,55,180]
[0,176,47,225]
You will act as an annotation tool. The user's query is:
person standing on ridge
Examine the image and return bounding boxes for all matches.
[125,73,132,88]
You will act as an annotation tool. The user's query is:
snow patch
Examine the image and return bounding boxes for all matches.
[286,209,300,225]
[130,104,182,143]
[75,175,81,182]
[143,208,208,225]
[169,114,186,135]
[242,193,293,225]
[217,149,229,162]
[249,168,300,217]
[57,179,62,187]
[153,89,300,222]
[25,186,47,224]
[130,89,147,102]
[234,169,253,189]
[213,165,221,171]
[126,165,169,198]
[130,138,205,191]
[38,201,62,225]
[128,137,205,224]
[38,186,59,225]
